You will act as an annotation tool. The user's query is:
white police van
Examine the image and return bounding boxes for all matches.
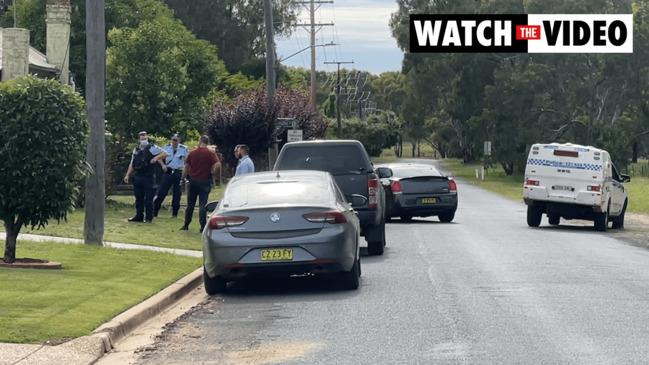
[523,143,630,231]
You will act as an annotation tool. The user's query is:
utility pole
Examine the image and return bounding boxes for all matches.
[295,1,333,110]
[83,0,105,245]
[324,60,353,139]
[263,0,275,102]
[264,0,277,170]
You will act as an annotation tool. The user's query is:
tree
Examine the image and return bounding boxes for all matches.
[205,88,328,170]
[0,76,87,263]
[163,0,298,76]
[106,14,228,138]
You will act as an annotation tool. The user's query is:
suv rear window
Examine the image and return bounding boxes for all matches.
[276,145,370,175]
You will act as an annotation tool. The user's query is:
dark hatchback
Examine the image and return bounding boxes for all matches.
[377,163,458,222]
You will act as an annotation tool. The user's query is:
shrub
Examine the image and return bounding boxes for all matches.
[0,76,88,263]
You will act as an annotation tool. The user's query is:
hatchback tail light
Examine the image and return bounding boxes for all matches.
[390,180,403,194]
[368,178,379,209]
[208,215,249,230]
[525,179,540,186]
[448,178,457,193]
[587,185,601,192]
[303,211,347,224]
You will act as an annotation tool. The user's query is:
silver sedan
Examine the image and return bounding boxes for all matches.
[202,170,362,294]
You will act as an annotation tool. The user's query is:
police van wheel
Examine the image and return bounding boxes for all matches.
[594,211,609,232]
[612,200,627,229]
[548,214,560,226]
[527,205,542,227]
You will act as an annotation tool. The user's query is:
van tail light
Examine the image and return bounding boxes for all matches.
[368,178,379,209]
[448,178,457,193]
[390,181,403,194]
[208,215,249,230]
[303,211,347,224]
[525,179,540,186]
[587,185,601,192]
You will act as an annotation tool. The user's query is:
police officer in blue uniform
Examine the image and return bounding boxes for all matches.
[153,134,188,217]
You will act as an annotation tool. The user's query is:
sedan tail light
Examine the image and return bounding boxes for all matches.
[448,178,457,193]
[208,215,249,230]
[390,180,403,194]
[303,211,347,224]
[368,178,379,209]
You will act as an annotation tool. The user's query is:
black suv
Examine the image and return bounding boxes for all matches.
[274,140,387,255]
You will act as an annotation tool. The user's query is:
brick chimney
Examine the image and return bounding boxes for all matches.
[1,28,30,81]
[46,0,71,84]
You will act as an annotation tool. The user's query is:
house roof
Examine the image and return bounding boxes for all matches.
[0,28,58,74]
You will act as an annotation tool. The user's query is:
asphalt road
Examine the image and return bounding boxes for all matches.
[136,164,649,365]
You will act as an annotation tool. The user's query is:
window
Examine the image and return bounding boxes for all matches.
[277,146,370,175]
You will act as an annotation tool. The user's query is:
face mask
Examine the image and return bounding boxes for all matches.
[139,139,149,147]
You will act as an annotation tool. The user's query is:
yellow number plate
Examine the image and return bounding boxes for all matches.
[260,248,294,261]
[421,197,438,204]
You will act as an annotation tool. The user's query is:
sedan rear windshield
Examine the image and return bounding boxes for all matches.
[222,180,332,209]
[391,166,443,178]
[276,146,370,175]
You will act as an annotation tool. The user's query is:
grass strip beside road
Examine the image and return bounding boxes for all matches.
[0,241,200,343]
[440,159,524,201]
[0,186,224,251]
[441,159,649,214]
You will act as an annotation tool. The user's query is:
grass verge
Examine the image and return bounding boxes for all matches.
[0,241,200,343]
[1,186,224,251]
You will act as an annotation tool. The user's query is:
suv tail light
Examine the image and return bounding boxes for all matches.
[208,215,249,230]
[303,211,347,224]
[448,178,457,193]
[587,185,601,192]
[368,178,379,209]
[390,180,403,194]
[525,179,540,186]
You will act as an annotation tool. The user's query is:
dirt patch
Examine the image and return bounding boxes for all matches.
[0,258,62,269]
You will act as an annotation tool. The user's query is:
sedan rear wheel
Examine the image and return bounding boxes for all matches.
[439,211,455,223]
[203,269,227,295]
[340,258,360,290]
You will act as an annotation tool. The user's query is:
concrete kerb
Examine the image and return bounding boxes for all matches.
[91,267,203,352]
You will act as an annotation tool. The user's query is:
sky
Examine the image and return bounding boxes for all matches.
[276,0,404,75]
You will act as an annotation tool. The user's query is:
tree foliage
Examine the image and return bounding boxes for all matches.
[0,76,87,263]
[389,0,649,174]
[342,112,401,157]
[205,88,328,171]
[106,13,228,138]
[163,0,298,76]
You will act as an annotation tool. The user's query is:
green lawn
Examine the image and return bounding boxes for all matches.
[0,242,200,343]
[1,186,224,251]
[440,159,524,201]
[441,159,649,214]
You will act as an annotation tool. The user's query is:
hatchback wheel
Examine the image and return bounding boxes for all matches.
[594,210,609,232]
[203,269,227,295]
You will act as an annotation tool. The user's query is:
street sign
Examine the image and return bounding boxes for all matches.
[484,141,492,156]
[287,129,303,142]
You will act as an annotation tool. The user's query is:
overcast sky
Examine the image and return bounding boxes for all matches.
[276,0,403,74]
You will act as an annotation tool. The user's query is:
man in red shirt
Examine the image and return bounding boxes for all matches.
[181,135,220,232]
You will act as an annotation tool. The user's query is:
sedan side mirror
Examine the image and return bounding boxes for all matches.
[205,200,220,213]
[377,167,393,179]
[620,174,631,183]
[349,194,368,208]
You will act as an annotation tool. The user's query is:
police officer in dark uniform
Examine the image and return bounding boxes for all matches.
[153,134,188,217]
[124,131,167,223]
